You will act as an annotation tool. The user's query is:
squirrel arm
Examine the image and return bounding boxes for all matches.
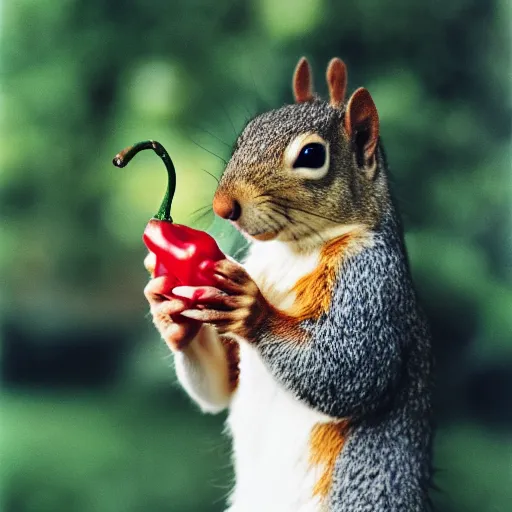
[256,239,412,419]
[143,255,238,415]
[173,325,238,414]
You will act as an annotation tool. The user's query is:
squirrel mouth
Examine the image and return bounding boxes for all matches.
[235,215,283,241]
[248,230,280,241]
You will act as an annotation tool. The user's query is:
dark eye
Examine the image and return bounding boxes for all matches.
[293,143,326,169]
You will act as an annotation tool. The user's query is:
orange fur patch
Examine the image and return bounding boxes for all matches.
[267,233,365,340]
[220,336,240,392]
[291,235,352,321]
[309,420,351,499]
[326,57,347,108]
[267,306,304,340]
[293,57,314,103]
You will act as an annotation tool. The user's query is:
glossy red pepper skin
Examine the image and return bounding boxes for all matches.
[143,219,224,285]
[113,140,225,287]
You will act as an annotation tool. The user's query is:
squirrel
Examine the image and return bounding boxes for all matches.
[144,57,434,512]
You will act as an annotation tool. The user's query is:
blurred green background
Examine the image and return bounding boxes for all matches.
[1,0,511,511]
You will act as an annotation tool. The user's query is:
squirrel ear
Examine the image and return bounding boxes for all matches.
[344,88,379,166]
[326,58,347,107]
[293,57,314,103]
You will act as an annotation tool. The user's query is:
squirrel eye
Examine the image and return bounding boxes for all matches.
[293,143,326,169]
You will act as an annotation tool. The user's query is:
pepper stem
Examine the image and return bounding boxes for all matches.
[112,140,176,222]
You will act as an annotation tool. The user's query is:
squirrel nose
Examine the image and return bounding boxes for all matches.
[213,194,241,221]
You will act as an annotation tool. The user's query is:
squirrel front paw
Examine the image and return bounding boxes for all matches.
[173,259,269,341]
[144,275,202,351]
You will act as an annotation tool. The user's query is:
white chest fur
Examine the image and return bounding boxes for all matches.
[242,240,320,309]
[225,240,329,512]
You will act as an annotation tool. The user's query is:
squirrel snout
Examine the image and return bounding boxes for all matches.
[213,194,241,221]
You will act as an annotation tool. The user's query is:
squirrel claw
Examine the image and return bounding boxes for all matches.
[175,268,268,341]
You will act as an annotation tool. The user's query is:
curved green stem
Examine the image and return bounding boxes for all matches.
[112,140,176,221]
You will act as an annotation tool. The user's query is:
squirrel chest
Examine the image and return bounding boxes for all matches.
[226,236,352,511]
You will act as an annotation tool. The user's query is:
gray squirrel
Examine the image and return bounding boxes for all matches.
[144,57,434,512]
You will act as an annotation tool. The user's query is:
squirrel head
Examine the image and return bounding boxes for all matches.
[213,57,390,248]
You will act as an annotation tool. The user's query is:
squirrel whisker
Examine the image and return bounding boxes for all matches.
[199,127,233,149]
[190,204,214,225]
[185,123,233,149]
[286,214,326,245]
[201,168,220,184]
[276,202,327,245]
[190,204,213,216]
[260,210,286,233]
[264,205,309,244]
[263,199,330,243]
[188,137,228,165]
[219,103,239,138]
[253,188,288,200]
[273,198,341,226]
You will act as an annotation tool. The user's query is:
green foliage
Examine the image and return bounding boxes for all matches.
[2,390,231,512]
[432,425,512,512]
[1,0,510,510]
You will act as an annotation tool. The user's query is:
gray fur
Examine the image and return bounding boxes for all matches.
[250,210,433,511]
[221,98,390,245]
[219,88,433,510]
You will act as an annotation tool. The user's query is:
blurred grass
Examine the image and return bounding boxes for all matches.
[432,425,512,512]
[2,389,232,512]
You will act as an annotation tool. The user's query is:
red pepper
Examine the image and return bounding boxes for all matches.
[112,140,224,285]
